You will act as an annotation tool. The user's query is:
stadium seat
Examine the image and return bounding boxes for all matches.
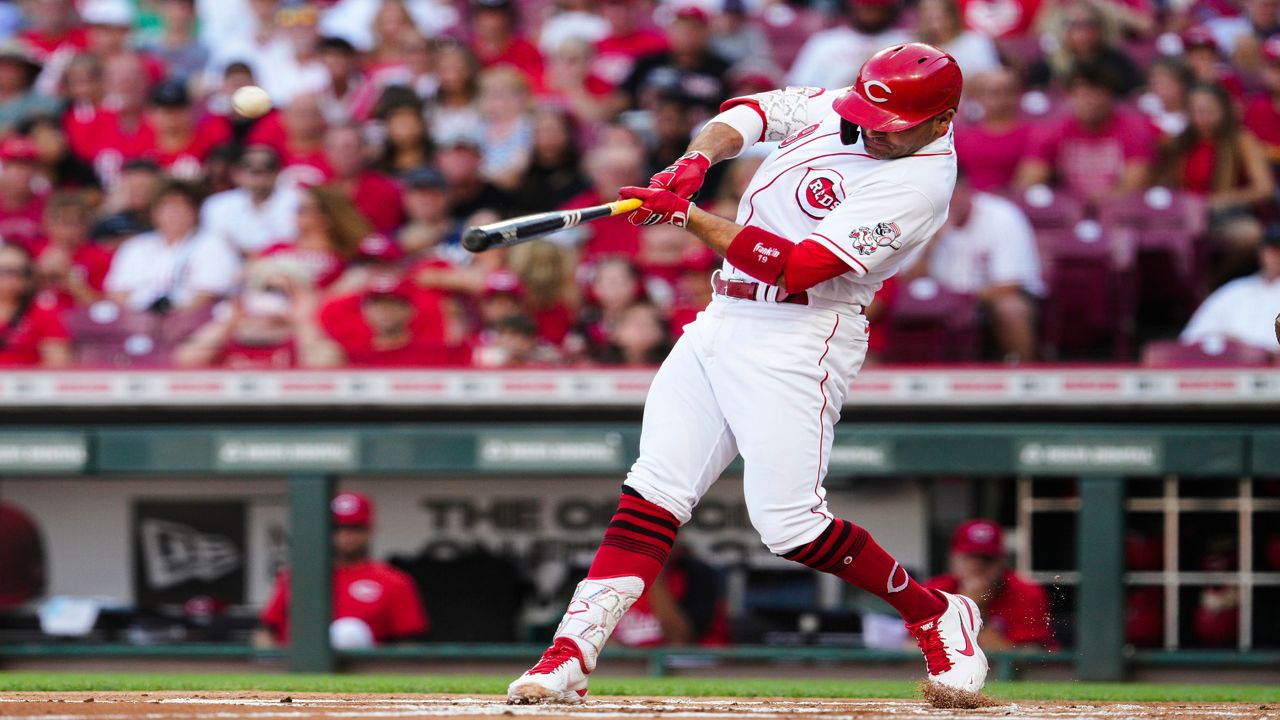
[1036,221,1138,359]
[1141,338,1275,367]
[64,302,168,368]
[1097,188,1208,321]
[880,277,979,363]
[1013,185,1087,232]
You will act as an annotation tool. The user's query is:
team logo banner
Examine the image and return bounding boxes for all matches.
[132,500,246,610]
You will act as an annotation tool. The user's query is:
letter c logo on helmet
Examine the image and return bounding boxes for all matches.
[864,80,892,103]
[834,43,964,133]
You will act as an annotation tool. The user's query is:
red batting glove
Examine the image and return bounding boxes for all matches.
[620,186,693,227]
[648,151,711,198]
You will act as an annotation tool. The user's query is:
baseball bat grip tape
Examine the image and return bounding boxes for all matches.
[462,198,645,252]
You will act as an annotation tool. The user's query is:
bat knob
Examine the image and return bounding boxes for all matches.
[462,227,491,253]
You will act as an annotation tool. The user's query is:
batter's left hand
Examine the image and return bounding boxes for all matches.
[621,186,693,227]
[648,151,711,199]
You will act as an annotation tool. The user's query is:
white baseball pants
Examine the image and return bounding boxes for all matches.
[624,298,870,554]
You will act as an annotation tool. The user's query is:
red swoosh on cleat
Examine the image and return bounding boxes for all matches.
[956,621,975,657]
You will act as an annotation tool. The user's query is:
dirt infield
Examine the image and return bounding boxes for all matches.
[0,692,1272,720]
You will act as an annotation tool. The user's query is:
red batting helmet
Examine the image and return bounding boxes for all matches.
[833,43,963,133]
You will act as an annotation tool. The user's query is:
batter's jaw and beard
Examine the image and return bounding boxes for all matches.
[860,123,946,160]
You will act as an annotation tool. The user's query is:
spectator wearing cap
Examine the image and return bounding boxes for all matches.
[903,171,1044,362]
[16,0,88,62]
[398,166,456,260]
[143,79,234,180]
[0,40,59,134]
[1246,36,1280,171]
[561,141,647,259]
[323,124,405,234]
[105,180,240,313]
[0,501,45,610]
[436,128,512,224]
[175,255,342,369]
[925,520,1053,649]
[787,0,912,90]
[0,136,49,248]
[468,0,545,91]
[1015,61,1157,203]
[1155,83,1273,283]
[915,0,1000,78]
[476,269,526,331]
[31,191,112,309]
[138,0,207,84]
[201,146,303,256]
[1181,27,1247,99]
[81,0,143,66]
[0,244,71,367]
[511,107,588,216]
[318,270,461,366]
[374,90,434,176]
[477,66,534,189]
[1180,227,1280,352]
[953,65,1033,193]
[616,6,731,117]
[260,492,429,647]
[1026,2,1143,96]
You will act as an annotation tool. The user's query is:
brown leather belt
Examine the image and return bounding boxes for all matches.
[712,275,864,314]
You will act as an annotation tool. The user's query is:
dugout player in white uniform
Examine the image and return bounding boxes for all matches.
[509,43,987,704]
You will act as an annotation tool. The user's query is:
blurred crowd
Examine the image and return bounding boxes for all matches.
[0,0,1278,369]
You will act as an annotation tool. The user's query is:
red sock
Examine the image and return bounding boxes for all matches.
[587,486,679,587]
[784,517,945,624]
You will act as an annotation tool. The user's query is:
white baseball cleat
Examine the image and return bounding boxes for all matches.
[507,576,645,705]
[507,637,590,704]
[907,590,988,693]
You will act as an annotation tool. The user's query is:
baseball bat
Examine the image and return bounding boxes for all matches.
[462,198,643,253]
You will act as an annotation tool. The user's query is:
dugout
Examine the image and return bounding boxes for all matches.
[0,367,1278,684]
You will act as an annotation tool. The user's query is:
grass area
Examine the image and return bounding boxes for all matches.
[0,673,1276,703]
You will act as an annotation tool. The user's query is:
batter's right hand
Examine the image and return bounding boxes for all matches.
[620,186,692,227]
[648,151,711,199]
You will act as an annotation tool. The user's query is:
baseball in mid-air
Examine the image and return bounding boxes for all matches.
[231,85,272,118]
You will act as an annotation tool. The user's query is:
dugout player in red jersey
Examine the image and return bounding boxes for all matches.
[259,493,428,648]
[925,520,1053,649]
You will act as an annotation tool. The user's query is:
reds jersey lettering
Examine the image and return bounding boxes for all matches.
[796,168,846,219]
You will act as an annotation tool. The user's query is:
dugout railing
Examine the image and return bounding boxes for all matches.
[1,416,1278,681]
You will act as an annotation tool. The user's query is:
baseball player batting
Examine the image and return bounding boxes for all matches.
[508,43,984,704]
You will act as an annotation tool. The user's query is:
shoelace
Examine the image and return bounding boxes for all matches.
[910,623,954,675]
[530,637,582,675]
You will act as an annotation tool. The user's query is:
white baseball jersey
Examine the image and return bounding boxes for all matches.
[621,85,959,557]
[719,86,958,309]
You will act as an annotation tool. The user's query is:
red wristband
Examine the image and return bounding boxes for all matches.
[726,226,793,284]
